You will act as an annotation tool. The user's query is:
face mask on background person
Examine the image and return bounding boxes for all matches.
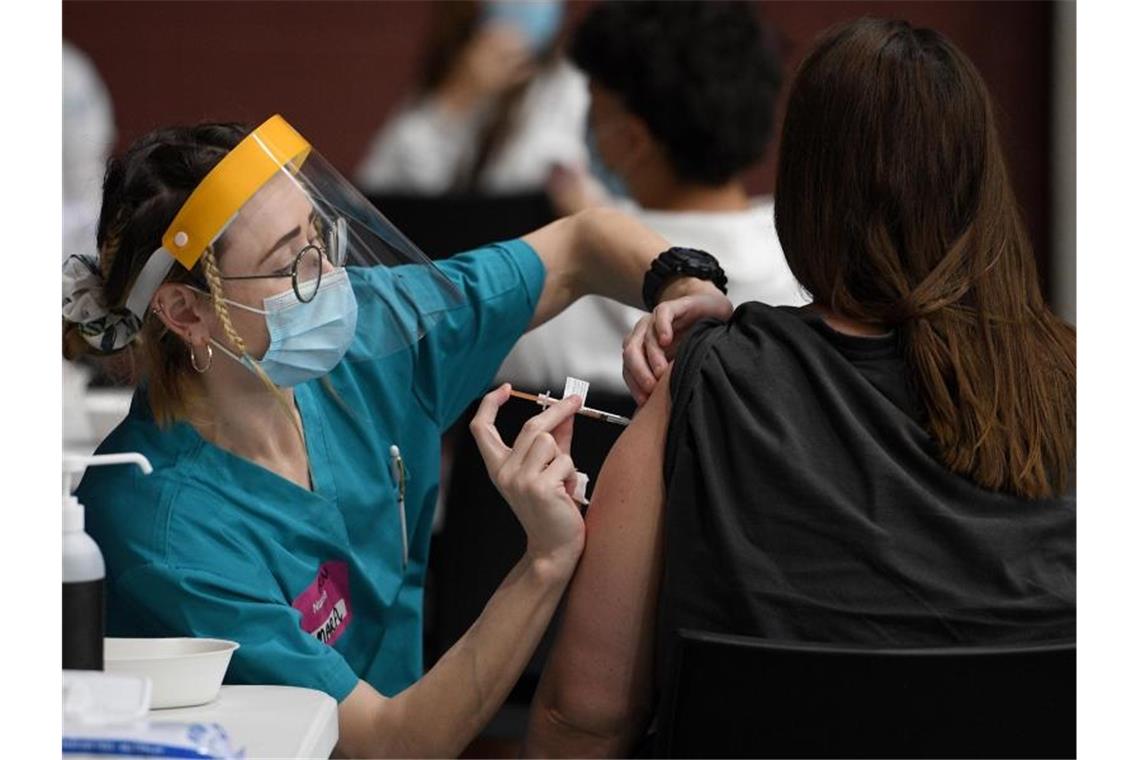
[585,122,631,200]
[483,0,564,53]
[204,268,359,388]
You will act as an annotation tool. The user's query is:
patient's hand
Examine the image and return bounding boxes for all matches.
[622,292,732,404]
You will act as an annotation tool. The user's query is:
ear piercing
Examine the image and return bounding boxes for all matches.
[190,343,213,373]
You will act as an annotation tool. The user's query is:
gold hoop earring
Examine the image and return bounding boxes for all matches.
[190,343,213,374]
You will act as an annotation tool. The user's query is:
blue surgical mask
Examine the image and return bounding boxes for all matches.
[483,0,563,53]
[208,268,359,387]
[585,122,630,200]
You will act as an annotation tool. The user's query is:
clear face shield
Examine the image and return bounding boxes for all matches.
[123,115,465,381]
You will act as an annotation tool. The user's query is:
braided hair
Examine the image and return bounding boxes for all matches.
[62,122,292,426]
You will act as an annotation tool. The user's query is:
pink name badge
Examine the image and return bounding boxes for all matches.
[292,561,353,646]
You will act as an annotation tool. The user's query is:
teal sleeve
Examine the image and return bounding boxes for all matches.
[114,563,361,703]
[412,239,546,428]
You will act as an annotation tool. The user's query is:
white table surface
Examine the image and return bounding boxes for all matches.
[149,685,338,759]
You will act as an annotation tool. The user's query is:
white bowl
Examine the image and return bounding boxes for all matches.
[104,638,239,709]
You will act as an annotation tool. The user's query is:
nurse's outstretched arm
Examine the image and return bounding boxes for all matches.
[335,387,585,759]
[520,206,731,330]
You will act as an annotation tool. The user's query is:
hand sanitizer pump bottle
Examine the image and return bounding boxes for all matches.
[63,453,152,670]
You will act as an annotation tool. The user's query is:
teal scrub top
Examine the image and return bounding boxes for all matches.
[79,240,546,702]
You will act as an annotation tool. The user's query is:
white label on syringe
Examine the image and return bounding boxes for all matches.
[563,376,590,404]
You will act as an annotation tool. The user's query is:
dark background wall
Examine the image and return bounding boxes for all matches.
[63,0,1058,293]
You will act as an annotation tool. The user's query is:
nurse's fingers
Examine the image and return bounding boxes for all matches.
[543,453,578,490]
[551,405,574,455]
[644,322,670,380]
[649,298,693,374]
[471,383,513,474]
[622,316,657,403]
[652,299,678,350]
[623,364,648,407]
[518,432,560,476]
[512,394,582,458]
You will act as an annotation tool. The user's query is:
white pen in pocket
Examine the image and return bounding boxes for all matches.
[389,445,409,570]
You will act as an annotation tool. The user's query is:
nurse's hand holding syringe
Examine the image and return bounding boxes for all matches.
[471,384,586,571]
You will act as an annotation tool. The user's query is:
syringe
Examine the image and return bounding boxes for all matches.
[509,389,631,427]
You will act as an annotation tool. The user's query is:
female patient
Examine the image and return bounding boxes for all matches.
[525,18,1076,756]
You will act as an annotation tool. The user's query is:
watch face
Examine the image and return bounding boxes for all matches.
[677,251,713,274]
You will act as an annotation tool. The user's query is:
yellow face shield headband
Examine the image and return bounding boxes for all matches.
[116,112,466,363]
[123,115,311,318]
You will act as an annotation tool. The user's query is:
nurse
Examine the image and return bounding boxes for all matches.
[61,116,730,757]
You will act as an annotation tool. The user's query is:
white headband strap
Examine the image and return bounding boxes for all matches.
[124,247,177,319]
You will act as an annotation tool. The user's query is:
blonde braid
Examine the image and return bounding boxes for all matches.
[200,247,250,356]
[199,247,301,431]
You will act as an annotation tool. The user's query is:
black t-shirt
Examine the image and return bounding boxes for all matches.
[658,303,1075,680]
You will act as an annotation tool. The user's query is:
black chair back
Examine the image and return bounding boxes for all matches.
[366,191,556,261]
[655,629,1075,759]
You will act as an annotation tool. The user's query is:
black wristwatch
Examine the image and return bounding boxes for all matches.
[642,247,728,311]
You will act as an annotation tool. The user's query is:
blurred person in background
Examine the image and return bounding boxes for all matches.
[498,0,807,402]
[526,18,1076,755]
[356,0,587,194]
[63,40,117,450]
[64,40,116,262]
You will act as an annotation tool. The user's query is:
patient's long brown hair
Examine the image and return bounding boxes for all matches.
[774,19,1075,499]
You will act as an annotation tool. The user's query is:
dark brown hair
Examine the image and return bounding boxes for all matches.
[62,122,291,427]
[774,19,1075,499]
[569,0,782,185]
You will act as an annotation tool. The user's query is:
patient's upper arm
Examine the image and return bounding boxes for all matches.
[527,367,674,754]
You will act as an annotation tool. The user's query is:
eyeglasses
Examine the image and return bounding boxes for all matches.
[217,244,328,303]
